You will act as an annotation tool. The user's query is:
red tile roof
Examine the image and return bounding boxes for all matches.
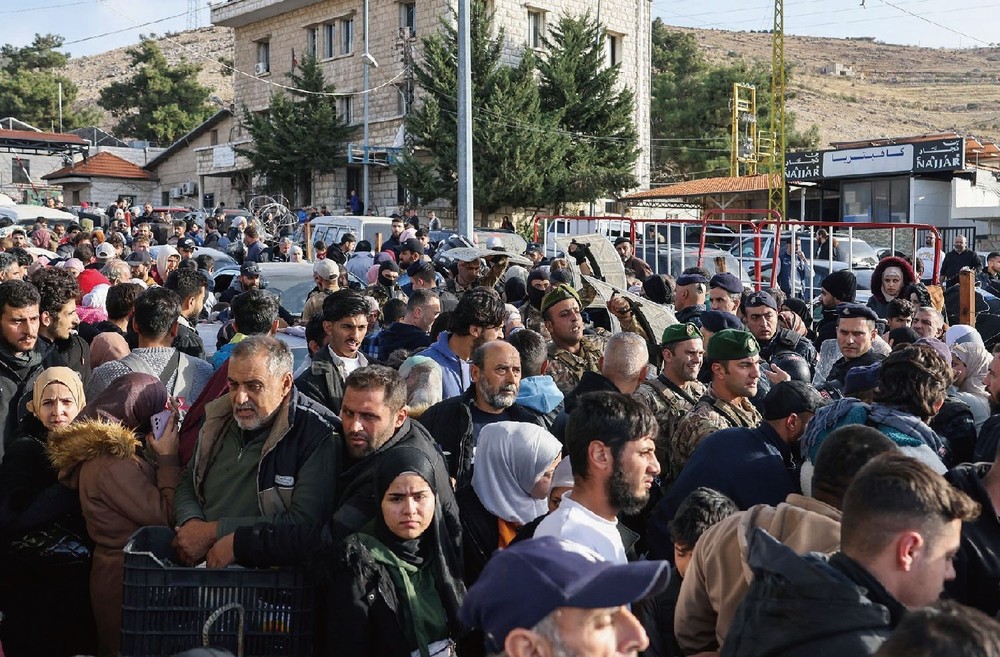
[43,151,156,181]
[622,173,778,200]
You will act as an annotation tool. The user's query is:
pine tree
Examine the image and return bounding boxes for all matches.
[535,13,639,209]
[0,34,101,130]
[394,1,569,223]
[235,53,353,205]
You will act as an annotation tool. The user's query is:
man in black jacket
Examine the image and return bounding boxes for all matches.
[419,339,544,488]
[376,288,439,358]
[813,269,856,350]
[212,365,459,568]
[164,268,207,360]
[30,267,89,386]
[0,280,64,455]
[940,234,981,287]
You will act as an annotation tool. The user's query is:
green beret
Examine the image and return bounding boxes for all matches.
[706,328,760,361]
[661,322,702,346]
[541,284,582,315]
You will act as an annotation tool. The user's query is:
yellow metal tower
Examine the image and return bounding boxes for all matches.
[730,83,759,177]
[767,0,786,220]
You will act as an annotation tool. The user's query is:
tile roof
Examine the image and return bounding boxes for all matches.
[43,151,157,181]
[622,173,778,200]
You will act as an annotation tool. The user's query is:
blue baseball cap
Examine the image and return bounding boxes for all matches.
[459,537,671,653]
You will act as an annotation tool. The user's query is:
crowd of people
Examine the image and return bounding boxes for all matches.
[1,206,1000,657]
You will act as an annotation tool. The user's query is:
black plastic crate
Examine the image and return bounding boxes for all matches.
[121,526,314,657]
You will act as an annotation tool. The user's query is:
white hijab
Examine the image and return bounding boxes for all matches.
[156,245,179,282]
[472,421,561,525]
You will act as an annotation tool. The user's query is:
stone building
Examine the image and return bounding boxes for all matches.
[210,0,651,221]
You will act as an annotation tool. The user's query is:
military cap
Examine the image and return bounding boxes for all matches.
[541,284,581,315]
[661,322,702,346]
[701,310,743,333]
[676,273,708,286]
[836,303,878,322]
[744,290,778,310]
[706,328,759,361]
[709,272,743,295]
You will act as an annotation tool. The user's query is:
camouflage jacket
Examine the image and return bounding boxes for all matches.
[546,334,608,395]
[668,385,761,482]
[445,261,506,298]
[635,375,706,483]
[366,282,408,309]
[521,303,551,341]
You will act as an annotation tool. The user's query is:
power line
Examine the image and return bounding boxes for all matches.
[0,1,95,14]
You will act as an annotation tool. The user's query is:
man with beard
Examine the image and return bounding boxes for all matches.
[424,287,506,399]
[173,336,340,566]
[913,306,946,340]
[635,323,706,480]
[0,280,63,453]
[296,290,369,415]
[536,391,660,564]
[940,234,981,287]
[420,339,544,488]
[31,266,90,386]
[614,237,654,282]
[813,270,857,349]
[670,329,763,482]
[206,365,459,568]
[973,355,1000,463]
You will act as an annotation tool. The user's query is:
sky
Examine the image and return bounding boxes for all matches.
[6,0,997,59]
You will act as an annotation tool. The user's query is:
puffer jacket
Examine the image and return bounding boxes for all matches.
[866,256,915,318]
[945,463,1000,617]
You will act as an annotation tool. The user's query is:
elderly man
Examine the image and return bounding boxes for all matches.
[173,336,340,566]
[671,329,763,481]
[912,305,946,339]
[708,273,743,315]
[636,322,706,473]
[674,273,707,327]
[940,234,981,287]
[419,339,543,488]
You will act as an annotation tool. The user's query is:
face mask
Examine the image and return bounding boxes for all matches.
[378,274,398,288]
[528,285,546,309]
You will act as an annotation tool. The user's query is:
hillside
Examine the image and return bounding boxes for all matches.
[673,27,1000,147]
[58,23,1000,148]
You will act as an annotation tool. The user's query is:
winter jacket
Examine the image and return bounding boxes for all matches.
[945,463,1000,617]
[422,332,471,400]
[456,484,503,585]
[722,530,895,657]
[295,346,369,416]
[174,388,341,537]
[39,334,91,388]
[48,420,180,657]
[675,495,841,654]
[418,385,545,489]
[173,318,206,360]
[930,394,976,466]
[0,343,64,457]
[977,412,1000,462]
[377,321,432,359]
[515,375,564,430]
[941,248,981,286]
[866,256,915,319]
[231,418,460,568]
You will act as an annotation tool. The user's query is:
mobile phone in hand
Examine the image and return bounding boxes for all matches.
[151,410,172,440]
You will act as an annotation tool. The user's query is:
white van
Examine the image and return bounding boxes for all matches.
[0,204,77,225]
[297,215,394,249]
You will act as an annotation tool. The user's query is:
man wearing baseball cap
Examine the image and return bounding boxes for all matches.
[670,329,763,482]
[126,250,155,287]
[460,536,670,657]
[176,236,197,260]
[822,303,884,393]
[219,262,263,303]
[636,323,706,477]
[674,273,708,328]
[300,259,340,324]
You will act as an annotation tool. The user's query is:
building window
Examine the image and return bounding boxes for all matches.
[323,23,335,58]
[11,158,29,185]
[347,167,363,201]
[400,2,416,38]
[605,33,622,67]
[340,18,354,55]
[528,10,545,49]
[256,41,270,74]
[210,129,218,146]
[307,26,319,58]
[339,97,353,124]
[842,177,909,223]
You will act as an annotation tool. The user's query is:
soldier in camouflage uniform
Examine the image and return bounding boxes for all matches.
[445,250,507,299]
[542,284,644,394]
[670,328,763,482]
[635,323,706,484]
[366,259,408,309]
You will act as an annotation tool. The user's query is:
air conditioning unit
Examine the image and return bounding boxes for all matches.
[181,181,197,195]
[169,187,183,198]
[254,62,268,75]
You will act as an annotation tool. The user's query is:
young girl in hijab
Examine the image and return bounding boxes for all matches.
[47,373,180,657]
[0,368,97,657]
[458,421,561,583]
[328,446,465,657]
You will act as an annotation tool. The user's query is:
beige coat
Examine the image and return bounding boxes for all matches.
[49,419,180,657]
[674,494,842,654]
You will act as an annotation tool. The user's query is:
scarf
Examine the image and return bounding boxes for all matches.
[25,366,86,417]
[953,342,991,399]
[78,372,167,436]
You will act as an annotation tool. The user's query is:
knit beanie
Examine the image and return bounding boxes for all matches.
[822,269,857,303]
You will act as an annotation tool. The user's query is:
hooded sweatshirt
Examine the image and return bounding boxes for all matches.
[866,256,915,319]
[516,375,564,416]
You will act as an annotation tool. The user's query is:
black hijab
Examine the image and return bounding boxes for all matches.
[372,446,466,629]
[504,276,527,305]
[781,297,812,329]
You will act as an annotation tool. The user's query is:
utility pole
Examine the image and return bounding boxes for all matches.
[456,0,474,239]
[362,0,371,217]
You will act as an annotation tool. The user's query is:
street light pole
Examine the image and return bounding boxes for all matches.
[363,0,371,216]
[457,0,473,239]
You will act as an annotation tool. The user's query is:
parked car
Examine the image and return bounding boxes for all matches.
[149,245,237,268]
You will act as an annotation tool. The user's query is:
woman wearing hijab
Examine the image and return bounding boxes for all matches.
[154,244,180,285]
[0,368,97,657]
[457,421,561,584]
[90,331,130,368]
[328,446,465,657]
[46,373,180,657]
[952,342,992,431]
